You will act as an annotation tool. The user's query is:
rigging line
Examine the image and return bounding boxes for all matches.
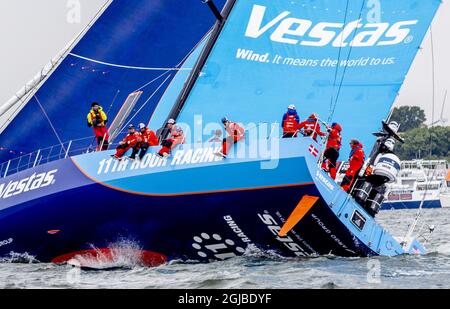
[0,0,112,133]
[403,163,439,246]
[68,53,192,71]
[134,70,172,92]
[328,0,351,122]
[403,26,438,245]
[175,28,213,68]
[119,75,172,133]
[106,90,121,115]
[429,26,436,157]
[114,29,213,93]
[328,0,367,121]
[439,89,447,123]
[34,95,66,153]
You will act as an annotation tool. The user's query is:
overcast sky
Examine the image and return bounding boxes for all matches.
[0,0,449,125]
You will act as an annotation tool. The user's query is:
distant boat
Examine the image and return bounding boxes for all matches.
[382,160,449,209]
[0,0,441,265]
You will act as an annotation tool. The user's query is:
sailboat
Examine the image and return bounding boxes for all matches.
[0,0,441,266]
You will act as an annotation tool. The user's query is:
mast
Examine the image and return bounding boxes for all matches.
[161,0,237,136]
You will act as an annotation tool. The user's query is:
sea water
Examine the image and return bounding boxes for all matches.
[1,208,449,289]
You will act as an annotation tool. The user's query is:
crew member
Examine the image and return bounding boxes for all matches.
[157,119,185,157]
[341,139,365,192]
[208,129,223,143]
[297,113,326,141]
[322,123,342,180]
[130,123,159,160]
[281,105,300,138]
[87,102,109,151]
[113,124,139,159]
[218,117,245,158]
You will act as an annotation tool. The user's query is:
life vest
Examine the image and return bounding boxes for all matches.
[326,128,342,150]
[170,125,183,138]
[303,118,318,135]
[87,107,107,127]
[123,132,139,147]
[226,122,245,139]
[282,113,299,133]
[347,144,365,175]
[141,128,159,146]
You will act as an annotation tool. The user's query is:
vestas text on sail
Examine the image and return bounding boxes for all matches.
[245,5,418,47]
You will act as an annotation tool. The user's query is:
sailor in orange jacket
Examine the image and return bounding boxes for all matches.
[113,124,140,159]
[87,102,109,151]
[322,123,342,180]
[282,105,300,138]
[341,139,365,192]
[218,117,245,158]
[297,113,326,141]
[130,123,159,160]
[157,119,185,157]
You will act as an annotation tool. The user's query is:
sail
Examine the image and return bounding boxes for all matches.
[176,0,440,157]
[148,32,211,131]
[0,0,225,163]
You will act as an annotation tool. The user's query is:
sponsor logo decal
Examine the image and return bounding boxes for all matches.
[191,233,246,260]
[224,216,254,244]
[310,213,353,252]
[0,238,13,248]
[0,170,57,200]
[97,147,222,175]
[258,211,313,256]
[378,156,401,170]
[315,170,335,192]
[245,5,417,47]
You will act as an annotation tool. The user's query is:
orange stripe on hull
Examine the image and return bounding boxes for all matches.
[278,195,319,237]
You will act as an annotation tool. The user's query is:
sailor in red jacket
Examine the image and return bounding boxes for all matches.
[113,124,140,159]
[282,105,300,138]
[130,123,159,160]
[297,113,326,141]
[321,123,342,180]
[217,117,245,158]
[341,139,365,192]
[157,119,185,157]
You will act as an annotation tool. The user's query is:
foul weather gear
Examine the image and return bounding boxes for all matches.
[222,121,245,156]
[87,106,109,151]
[341,142,365,192]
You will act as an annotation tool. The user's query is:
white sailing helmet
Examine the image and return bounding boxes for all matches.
[288,104,296,110]
[167,119,176,125]
[138,123,146,130]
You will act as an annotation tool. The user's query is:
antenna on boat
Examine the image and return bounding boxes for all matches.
[431,89,448,126]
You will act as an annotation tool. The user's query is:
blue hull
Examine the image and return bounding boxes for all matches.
[382,200,442,210]
[0,138,424,263]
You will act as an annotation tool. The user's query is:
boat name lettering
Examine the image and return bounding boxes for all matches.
[246,5,417,47]
[0,238,13,248]
[310,213,348,250]
[97,147,222,174]
[316,170,335,191]
[257,212,308,256]
[0,170,57,200]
